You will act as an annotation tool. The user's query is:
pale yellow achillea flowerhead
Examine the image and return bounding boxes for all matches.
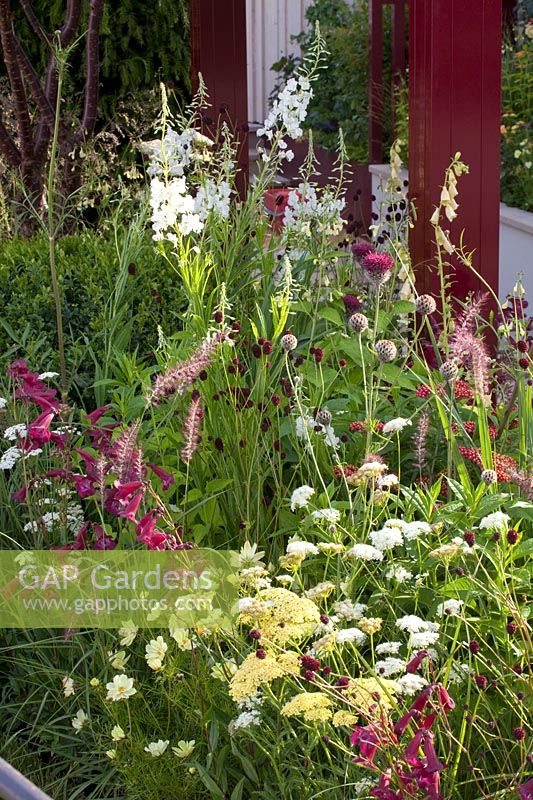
[358,617,383,635]
[345,677,398,716]
[240,588,320,644]
[229,651,300,702]
[332,710,359,727]
[281,692,333,723]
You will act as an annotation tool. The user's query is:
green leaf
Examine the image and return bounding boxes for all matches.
[231,778,246,800]
[380,363,414,388]
[319,306,344,326]
[392,300,416,314]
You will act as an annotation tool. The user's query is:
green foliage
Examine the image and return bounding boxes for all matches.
[0,229,186,395]
[5,0,191,120]
[501,23,533,212]
[271,0,398,162]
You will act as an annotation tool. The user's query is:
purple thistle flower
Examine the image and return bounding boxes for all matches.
[362,252,395,286]
[352,241,375,260]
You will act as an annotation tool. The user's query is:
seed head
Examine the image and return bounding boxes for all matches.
[439,360,459,382]
[416,294,437,315]
[349,312,369,333]
[481,469,498,485]
[315,409,332,427]
[375,340,397,363]
[280,333,298,352]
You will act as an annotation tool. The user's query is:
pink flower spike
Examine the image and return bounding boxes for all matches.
[148,463,174,490]
[410,685,434,714]
[85,405,111,425]
[114,480,143,502]
[120,490,144,522]
[135,511,159,538]
[406,650,430,673]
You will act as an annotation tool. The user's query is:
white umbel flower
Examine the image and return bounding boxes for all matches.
[311,508,341,524]
[382,418,412,434]
[478,512,510,532]
[374,657,406,677]
[396,674,429,696]
[336,627,367,646]
[435,599,464,617]
[290,485,315,512]
[345,544,384,562]
[369,527,404,551]
[286,540,319,556]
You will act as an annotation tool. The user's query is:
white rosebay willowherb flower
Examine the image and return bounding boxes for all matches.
[311,508,341,524]
[396,674,429,696]
[258,75,313,143]
[290,485,315,512]
[382,418,412,435]
[144,739,169,757]
[436,599,464,617]
[478,512,510,532]
[336,627,367,646]
[369,527,404,551]
[105,674,136,702]
[374,657,406,677]
[345,544,384,562]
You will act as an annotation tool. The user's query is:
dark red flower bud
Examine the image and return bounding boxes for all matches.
[214,311,223,323]
[507,529,519,544]
[255,648,266,659]
[249,629,261,639]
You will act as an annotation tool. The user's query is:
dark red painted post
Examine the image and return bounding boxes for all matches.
[408,0,502,300]
[190,0,249,192]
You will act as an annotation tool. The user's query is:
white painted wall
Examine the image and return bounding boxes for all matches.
[246,0,313,125]
[369,164,533,302]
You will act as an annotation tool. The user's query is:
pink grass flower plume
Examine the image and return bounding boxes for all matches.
[362,252,395,287]
[147,330,229,405]
[449,293,491,403]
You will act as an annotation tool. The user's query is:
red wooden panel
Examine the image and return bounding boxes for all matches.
[190,0,249,192]
[369,0,385,163]
[408,0,501,301]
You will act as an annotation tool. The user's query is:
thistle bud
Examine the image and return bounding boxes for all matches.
[375,340,397,363]
[415,294,437,315]
[315,409,332,427]
[349,312,369,333]
[480,469,498,485]
[280,333,298,352]
[439,360,459,382]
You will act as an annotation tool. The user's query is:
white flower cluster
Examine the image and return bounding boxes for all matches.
[4,424,27,441]
[396,614,440,648]
[333,599,367,622]
[286,539,319,557]
[396,674,428,696]
[283,184,345,238]
[258,75,312,144]
[0,446,21,470]
[382,417,412,435]
[375,641,402,655]
[478,512,510,532]
[0,397,7,409]
[345,544,384,562]
[229,693,263,735]
[290,484,314,512]
[369,526,404,551]
[435,598,463,617]
[374,657,406,677]
[336,627,367,646]
[311,508,341,524]
[385,565,414,583]
[147,128,212,178]
[23,503,85,535]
